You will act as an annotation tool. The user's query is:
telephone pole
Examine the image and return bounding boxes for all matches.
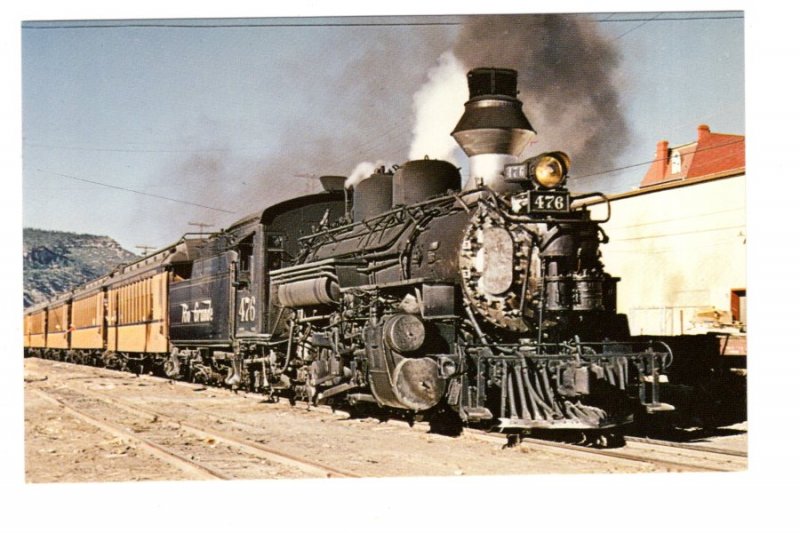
[188,221,213,237]
[135,245,155,256]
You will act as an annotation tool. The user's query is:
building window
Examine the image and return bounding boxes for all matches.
[731,288,746,324]
[670,151,682,174]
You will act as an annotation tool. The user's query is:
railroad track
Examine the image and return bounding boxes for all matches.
[619,437,747,471]
[624,436,748,459]
[466,431,747,473]
[28,359,747,475]
[260,393,747,473]
[31,385,359,480]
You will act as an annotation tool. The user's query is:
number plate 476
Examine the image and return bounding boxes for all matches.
[528,191,570,213]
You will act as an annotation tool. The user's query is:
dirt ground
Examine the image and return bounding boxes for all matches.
[23,357,747,483]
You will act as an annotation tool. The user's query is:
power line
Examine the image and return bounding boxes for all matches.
[609,11,663,41]
[571,138,745,181]
[322,127,409,171]
[34,168,236,214]
[22,20,462,30]
[612,223,745,242]
[594,14,742,23]
[607,236,746,255]
[28,136,745,230]
[610,206,745,231]
[30,137,744,202]
[24,142,241,154]
[21,14,743,31]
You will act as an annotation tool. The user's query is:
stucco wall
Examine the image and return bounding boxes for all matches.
[589,175,746,335]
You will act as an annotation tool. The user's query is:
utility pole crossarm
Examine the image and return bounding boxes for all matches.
[188,221,213,237]
[135,245,156,256]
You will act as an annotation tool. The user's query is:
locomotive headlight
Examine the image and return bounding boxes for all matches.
[529,151,571,189]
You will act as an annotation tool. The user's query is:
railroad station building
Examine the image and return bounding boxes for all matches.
[592,124,746,337]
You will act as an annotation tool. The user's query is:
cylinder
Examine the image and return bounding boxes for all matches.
[277,277,340,308]
[393,158,461,206]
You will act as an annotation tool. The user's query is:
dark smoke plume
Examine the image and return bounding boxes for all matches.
[452,14,629,179]
[137,26,452,246]
[134,15,626,247]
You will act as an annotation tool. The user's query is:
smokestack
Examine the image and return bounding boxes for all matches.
[451,68,536,194]
[656,140,669,181]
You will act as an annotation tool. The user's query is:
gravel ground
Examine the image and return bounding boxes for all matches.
[24,357,746,483]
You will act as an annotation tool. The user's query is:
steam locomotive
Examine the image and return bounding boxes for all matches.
[24,67,673,438]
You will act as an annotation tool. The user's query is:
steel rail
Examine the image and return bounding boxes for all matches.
[467,430,745,473]
[60,382,360,479]
[30,387,232,481]
[233,383,745,475]
[28,359,746,474]
[624,436,748,459]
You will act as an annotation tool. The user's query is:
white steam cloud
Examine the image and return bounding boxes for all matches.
[345,160,386,189]
[407,51,468,163]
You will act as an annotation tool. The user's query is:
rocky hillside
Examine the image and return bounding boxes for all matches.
[23,228,138,308]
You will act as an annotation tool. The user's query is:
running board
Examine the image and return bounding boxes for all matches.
[495,414,634,431]
[645,402,675,413]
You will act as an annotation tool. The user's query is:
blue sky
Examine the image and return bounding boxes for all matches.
[20,9,744,252]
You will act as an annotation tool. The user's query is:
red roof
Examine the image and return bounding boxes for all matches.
[640,125,745,188]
